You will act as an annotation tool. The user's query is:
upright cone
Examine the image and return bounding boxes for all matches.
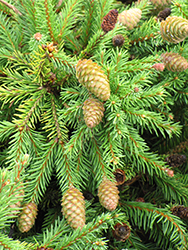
[98,177,119,211]
[18,202,38,233]
[160,16,188,43]
[76,59,110,101]
[161,52,188,72]
[118,8,142,30]
[61,186,85,229]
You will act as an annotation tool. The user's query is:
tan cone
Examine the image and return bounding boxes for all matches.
[118,8,142,30]
[76,59,110,101]
[98,177,119,211]
[83,98,105,128]
[18,202,38,233]
[61,186,85,229]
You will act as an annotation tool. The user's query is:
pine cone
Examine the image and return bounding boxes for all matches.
[165,154,186,168]
[112,35,125,47]
[118,8,142,30]
[61,186,85,229]
[150,0,171,8]
[157,8,171,22]
[171,205,188,219]
[160,16,188,43]
[98,177,119,211]
[76,59,110,101]
[83,98,105,128]
[112,223,131,242]
[101,9,118,33]
[18,202,38,233]
[161,52,188,72]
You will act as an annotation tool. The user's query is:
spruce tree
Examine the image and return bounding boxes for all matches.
[0,0,188,249]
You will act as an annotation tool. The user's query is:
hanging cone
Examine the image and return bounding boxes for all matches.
[83,97,105,128]
[118,8,142,30]
[18,202,38,233]
[160,16,188,43]
[76,59,110,101]
[161,52,188,72]
[98,176,119,211]
[61,186,85,229]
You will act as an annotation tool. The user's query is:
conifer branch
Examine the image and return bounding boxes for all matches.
[0,0,22,16]
[44,0,55,42]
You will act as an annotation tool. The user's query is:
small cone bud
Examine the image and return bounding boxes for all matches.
[18,202,38,233]
[98,177,119,211]
[76,59,110,101]
[83,98,105,128]
[34,33,42,41]
[118,8,142,30]
[61,186,85,229]
[161,52,188,72]
[112,35,125,47]
[152,63,165,71]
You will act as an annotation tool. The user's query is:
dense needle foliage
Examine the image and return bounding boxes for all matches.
[0,0,188,249]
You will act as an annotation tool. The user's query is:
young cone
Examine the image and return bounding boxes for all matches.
[61,186,85,229]
[18,202,38,233]
[161,52,188,72]
[118,8,142,30]
[98,176,119,211]
[83,97,105,128]
[76,59,110,101]
[160,16,188,43]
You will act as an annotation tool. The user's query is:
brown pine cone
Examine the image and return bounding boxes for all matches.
[157,8,171,22]
[112,223,131,242]
[101,9,118,33]
[171,205,188,219]
[165,154,186,168]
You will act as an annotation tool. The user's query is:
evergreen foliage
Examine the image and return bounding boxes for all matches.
[0,0,188,249]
